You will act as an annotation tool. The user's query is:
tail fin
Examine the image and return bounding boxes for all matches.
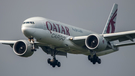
[102,3,118,34]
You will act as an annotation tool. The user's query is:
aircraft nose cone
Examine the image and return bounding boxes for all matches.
[21,27,35,38]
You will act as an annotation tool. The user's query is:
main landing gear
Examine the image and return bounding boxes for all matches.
[47,58,61,68]
[47,49,61,68]
[88,50,101,64]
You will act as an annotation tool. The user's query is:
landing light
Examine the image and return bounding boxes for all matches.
[69,37,73,40]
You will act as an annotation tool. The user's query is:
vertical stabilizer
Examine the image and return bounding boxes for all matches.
[102,3,118,34]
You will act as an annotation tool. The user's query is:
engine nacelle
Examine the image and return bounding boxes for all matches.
[13,40,34,57]
[85,34,107,51]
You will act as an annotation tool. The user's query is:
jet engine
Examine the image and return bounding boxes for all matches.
[13,40,34,57]
[85,34,107,51]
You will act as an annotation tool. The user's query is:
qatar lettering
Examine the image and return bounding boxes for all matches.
[46,21,70,36]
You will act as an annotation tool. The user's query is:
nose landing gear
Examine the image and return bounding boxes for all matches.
[28,38,36,51]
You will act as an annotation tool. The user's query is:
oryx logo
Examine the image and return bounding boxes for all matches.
[106,9,117,33]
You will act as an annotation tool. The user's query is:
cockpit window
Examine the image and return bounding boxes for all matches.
[23,21,35,24]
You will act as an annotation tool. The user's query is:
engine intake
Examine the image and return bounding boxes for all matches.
[85,34,107,51]
[13,40,34,57]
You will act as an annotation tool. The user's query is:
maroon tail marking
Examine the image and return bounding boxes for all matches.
[106,9,117,33]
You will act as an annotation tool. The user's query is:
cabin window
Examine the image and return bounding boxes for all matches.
[23,21,35,24]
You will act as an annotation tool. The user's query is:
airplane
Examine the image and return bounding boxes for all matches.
[0,3,135,68]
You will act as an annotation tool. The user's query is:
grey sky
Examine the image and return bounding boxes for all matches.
[0,0,135,76]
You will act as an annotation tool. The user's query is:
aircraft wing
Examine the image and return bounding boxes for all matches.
[103,30,135,42]
[70,36,87,46]
[0,40,67,56]
[70,30,135,47]
[0,40,16,47]
[0,40,16,44]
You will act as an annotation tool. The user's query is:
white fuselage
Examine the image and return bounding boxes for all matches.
[22,17,116,56]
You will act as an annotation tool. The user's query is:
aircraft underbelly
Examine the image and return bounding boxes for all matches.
[30,29,88,54]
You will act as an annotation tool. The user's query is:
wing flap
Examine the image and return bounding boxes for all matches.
[114,42,135,47]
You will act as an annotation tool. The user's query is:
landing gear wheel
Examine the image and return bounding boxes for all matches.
[88,55,93,62]
[97,58,101,64]
[47,58,61,68]
[57,62,61,67]
[88,55,91,60]
[92,60,96,64]
[92,54,97,64]
[47,58,51,64]
[52,64,56,68]
[88,54,101,64]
